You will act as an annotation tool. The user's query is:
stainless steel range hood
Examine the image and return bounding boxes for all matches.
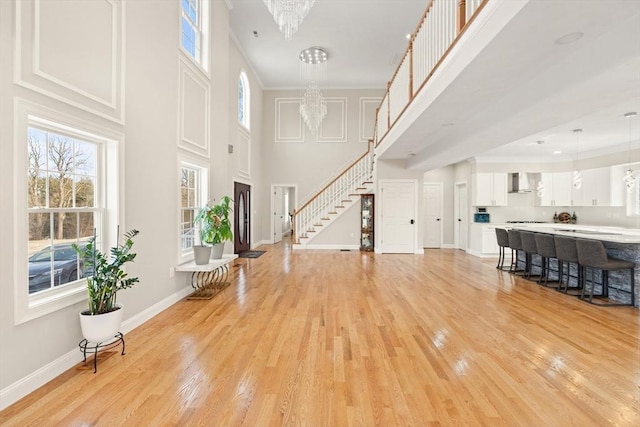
[508,172,535,193]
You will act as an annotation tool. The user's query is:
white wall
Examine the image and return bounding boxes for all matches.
[0,0,266,405]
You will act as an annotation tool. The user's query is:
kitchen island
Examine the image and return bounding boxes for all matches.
[510,224,639,307]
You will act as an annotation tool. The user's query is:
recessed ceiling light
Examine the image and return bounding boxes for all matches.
[406,33,411,40]
[536,140,545,145]
[554,32,583,45]
[553,150,562,154]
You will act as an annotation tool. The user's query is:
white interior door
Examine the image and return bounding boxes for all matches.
[380,180,417,253]
[455,182,468,251]
[424,183,442,248]
[273,187,283,243]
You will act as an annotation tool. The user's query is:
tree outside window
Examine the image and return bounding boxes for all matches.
[27,127,100,294]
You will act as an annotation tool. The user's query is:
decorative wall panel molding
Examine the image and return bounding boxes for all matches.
[359,97,381,142]
[317,98,348,143]
[15,0,124,123]
[178,59,210,157]
[275,98,304,143]
[237,126,251,179]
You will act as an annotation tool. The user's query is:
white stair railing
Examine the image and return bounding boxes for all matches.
[293,141,375,243]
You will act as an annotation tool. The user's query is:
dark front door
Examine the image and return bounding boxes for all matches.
[234,182,250,253]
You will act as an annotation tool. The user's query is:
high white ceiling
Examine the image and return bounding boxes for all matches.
[229,0,640,170]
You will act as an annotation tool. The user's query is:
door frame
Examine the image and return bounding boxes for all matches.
[423,182,443,249]
[454,181,468,251]
[234,180,251,253]
[270,183,297,244]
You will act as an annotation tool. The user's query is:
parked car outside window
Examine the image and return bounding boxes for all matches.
[28,242,88,294]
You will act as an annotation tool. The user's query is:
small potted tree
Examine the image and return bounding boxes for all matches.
[194,196,233,261]
[73,229,140,343]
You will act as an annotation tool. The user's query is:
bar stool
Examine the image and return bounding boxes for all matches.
[507,230,525,274]
[520,231,541,281]
[575,239,635,307]
[495,228,511,271]
[554,235,583,294]
[534,233,559,287]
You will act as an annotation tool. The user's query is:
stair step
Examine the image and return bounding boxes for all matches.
[335,205,345,209]
[341,200,352,203]
[328,211,338,215]
[321,217,330,221]
[313,224,323,227]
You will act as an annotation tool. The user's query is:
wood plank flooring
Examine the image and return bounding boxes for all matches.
[1,243,639,426]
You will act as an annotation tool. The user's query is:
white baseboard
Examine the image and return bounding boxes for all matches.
[0,286,193,411]
[441,243,456,249]
[252,240,271,248]
[294,244,360,251]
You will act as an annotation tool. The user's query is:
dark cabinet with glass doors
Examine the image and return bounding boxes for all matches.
[360,194,374,251]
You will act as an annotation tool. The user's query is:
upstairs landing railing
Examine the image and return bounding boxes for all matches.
[376,0,488,144]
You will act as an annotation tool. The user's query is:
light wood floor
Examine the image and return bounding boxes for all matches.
[1,242,639,426]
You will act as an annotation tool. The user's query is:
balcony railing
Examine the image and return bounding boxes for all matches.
[375,0,488,146]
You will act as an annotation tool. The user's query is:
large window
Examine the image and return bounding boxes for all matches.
[180,159,208,260]
[27,126,100,295]
[181,0,209,71]
[15,102,121,324]
[238,72,250,129]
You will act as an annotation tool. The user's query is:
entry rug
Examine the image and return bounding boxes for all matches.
[238,250,265,259]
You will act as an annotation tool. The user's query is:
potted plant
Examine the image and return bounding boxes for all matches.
[194,196,233,260]
[73,229,140,343]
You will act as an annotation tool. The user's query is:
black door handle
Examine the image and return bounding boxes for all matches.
[410,219,414,224]
[437,218,440,221]
[458,218,462,222]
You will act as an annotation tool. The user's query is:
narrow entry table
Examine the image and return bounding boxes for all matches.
[176,254,238,300]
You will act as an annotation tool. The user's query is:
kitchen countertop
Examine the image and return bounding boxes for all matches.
[508,223,640,244]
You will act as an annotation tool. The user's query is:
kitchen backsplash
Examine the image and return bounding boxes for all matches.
[481,192,640,228]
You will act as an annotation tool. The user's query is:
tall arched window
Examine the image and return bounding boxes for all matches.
[238,72,250,130]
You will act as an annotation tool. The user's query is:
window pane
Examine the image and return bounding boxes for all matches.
[28,128,47,171]
[75,176,95,207]
[28,170,47,208]
[79,212,96,240]
[74,140,96,177]
[28,213,52,294]
[47,133,74,173]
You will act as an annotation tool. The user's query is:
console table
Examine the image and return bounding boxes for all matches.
[176,254,238,300]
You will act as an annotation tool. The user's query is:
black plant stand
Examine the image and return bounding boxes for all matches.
[78,332,125,373]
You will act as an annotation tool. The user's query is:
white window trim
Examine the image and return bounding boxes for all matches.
[178,152,209,265]
[179,0,210,76]
[14,99,124,325]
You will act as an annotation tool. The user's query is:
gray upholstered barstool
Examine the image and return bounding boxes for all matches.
[575,239,635,306]
[534,233,559,287]
[520,231,541,280]
[495,228,511,271]
[554,235,583,294]
[508,230,525,274]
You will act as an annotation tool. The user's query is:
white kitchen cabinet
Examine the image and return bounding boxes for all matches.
[537,172,572,206]
[469,224,501,256]
[571,167,624,206]
[473,173,508,206]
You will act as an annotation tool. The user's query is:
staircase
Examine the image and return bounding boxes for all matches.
[293,140,375,248]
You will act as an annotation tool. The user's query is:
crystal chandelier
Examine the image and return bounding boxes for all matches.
[572,129,582,189]
[300,82,327,133]
[623,112,637,192]
[299,47,328,133]
[263,0,315,40]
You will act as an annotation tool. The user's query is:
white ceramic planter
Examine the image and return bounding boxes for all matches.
[193,245,212,265]
[79,304,124,343]
[212,243,225,259]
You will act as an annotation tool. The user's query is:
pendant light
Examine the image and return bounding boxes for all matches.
[623,112,637,192]
[536,140,545,197]
[572,129,583,189]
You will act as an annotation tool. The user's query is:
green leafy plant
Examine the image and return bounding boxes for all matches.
[194,196,233,245]
[73,229,140,315]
